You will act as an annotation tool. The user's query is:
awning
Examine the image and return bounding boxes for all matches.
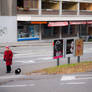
[87,21,92,24]
[69,21,86,25]
[31,22,47,24]
[48,22,68,27]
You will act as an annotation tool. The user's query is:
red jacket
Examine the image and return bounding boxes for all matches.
[4,50,13,66]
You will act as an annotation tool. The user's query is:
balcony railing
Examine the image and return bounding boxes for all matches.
[17,8,39,15]
[17,8,92,16]
[42,9,59,15]
[62,10,77,15]
[80,10,92,15]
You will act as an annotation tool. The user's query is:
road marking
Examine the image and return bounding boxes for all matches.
[15,60,35,64]
[61,82,86,85]
[41,57,52,60]
[0,84,35,88]
[61,75,92,81]
[61,75,76,81]
[0,75,27,80]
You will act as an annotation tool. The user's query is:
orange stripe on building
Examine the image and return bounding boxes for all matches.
[31,22,47,24]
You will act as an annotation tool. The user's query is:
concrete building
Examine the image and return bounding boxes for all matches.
[0,0,17,43]
[0,0,92,43]
[17,0,92,41]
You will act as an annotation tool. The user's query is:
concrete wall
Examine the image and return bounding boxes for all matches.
[0,16,17,43]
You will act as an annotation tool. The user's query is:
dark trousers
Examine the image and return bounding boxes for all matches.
[6,65,11,73]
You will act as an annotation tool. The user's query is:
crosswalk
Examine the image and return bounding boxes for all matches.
[61,74,92,81]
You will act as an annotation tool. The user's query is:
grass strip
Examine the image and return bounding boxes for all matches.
[32,61,92,75]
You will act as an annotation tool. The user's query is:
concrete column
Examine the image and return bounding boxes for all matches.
[39,0,42,15]
[7,0,12,16]
[59,0,62,15]
[12,0,17,16]
[0,0,16,16]
[1,0,8,15]
[77,2,80,15]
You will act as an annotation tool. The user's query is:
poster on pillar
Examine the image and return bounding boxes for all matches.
[65,39,75,57]
[75,39,83,56]
[53,39,63,59]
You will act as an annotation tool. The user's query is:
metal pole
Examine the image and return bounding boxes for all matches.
[77,56,80,63]
[68,57,70,64]
[57,58,59,66]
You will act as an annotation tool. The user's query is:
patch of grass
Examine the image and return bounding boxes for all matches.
[32,61,92,75]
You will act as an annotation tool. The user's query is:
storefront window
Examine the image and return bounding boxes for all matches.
[18,22,39,41]
[62,25,77,37]
[42,24,59,39]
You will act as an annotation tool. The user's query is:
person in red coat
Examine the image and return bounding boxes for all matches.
[3,46,13,73]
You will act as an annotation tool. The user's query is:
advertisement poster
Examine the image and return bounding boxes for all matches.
[75,39,83,56]
[66,39,74,57]
[53,40,63,59]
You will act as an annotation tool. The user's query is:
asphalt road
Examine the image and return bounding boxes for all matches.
[0,42,92,92]
[0,72,92,92]
[0,42,92,75]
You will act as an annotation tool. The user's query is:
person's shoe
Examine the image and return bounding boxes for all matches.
[6,71,11,73]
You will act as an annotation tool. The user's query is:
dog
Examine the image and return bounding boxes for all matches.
[15,68,21,75]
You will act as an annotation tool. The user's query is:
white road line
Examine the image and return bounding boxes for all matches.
[15,60,35,64]
[0,84,35,88]
[0,75,26,80]
[61,82,86,85]
[61,75,92,81]
[61,75,76,81]
[40,57,52,60]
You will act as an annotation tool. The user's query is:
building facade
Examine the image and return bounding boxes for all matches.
[0,0,92,43]
[0,0,17,43]
[17,0,92,41]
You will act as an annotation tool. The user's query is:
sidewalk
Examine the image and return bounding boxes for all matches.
[0,40,53,47]
[0,40,92,47]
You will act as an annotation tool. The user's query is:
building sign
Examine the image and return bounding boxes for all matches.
[66,39,75,57]
[31,22,47,24]
[87,21,92,24]
[69,21,86,25]
[17,16,31,21]
[48,22,68,27]
[53,40,63,59]
[75,39,83,56]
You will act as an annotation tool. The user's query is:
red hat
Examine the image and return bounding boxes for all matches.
[5,46,9,49]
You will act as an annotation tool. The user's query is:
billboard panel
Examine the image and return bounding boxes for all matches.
[65,39,75,57]
[75,39,83,56]
[53,40,63,59]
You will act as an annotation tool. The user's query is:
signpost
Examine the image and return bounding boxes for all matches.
[53,39,63,66]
